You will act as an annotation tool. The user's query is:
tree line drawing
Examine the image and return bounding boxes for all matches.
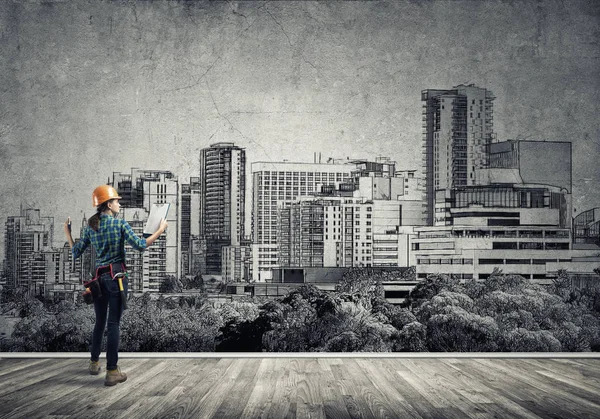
[2,268,599,352]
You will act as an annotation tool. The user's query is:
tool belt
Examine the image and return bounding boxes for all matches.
[82,263,127,304]
[95,262,127,280]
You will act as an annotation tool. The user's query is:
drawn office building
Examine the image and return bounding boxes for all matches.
[412,135,585,282]
[275,159,426,271]
[251,161,354,281]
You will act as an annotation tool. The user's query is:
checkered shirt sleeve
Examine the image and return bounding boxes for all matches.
[72,226,91,260]
[121,219,147,252]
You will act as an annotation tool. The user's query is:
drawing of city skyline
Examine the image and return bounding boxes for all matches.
[1,1,599,296]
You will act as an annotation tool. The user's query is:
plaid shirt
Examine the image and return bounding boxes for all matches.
[72,214,147,268]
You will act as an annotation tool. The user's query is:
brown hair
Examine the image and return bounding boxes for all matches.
[88,200,113,231]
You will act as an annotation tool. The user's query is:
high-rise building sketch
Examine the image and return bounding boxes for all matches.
[4,209,54,295]
[180,177,201,278]
[199,143,246,275]
[422,84,496,225]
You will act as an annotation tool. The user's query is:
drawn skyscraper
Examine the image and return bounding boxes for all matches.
[199,143,246,275]
[421,84,496,225]
[180,177,201,278]
[3,208,54,295]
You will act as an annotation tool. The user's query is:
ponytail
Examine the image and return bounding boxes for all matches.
[88,200,112,231]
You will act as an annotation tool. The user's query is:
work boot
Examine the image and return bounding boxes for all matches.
[89,360,101,375]
[105,367,127,386]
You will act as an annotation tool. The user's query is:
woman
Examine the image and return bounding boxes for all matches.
[64,184,168,386]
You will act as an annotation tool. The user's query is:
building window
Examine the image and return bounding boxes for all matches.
[493,242,518,250]
[479,259,504,265]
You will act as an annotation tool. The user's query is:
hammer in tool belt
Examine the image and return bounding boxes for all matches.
[113,272,128,310]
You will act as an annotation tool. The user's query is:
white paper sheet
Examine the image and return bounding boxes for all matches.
[143,203,170,237]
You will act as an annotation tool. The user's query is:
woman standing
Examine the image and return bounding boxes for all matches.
[64,185,167,386]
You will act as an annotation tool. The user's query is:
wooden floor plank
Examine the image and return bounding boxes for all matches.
[139,358,230,419]
[143,358,237,419]
[369,359,439,419]
[37,358,149,419]
[124,360,210,419]
[212,358,264,419]
[343,358,405,419]
[263,359,300,419]
[0,359,75,397]
[330,360,379,418]
[437,359,544,419]
[239,358,282,419]
[434,358,541,419]
[120,386,188,419]
[400,359,468,418]
[412,359,496,418]
[66,358,168,417]
[0,360,91,419]
[355,359,423,418]
[0,358,599,419]
[494,359,600,409]
[551,358,600,382]
[0,359,50,379]
[470,359,600,418]
[169,357,247,418]
[318,360,352,419]
[557,358,600,375]
[535,368,600,399]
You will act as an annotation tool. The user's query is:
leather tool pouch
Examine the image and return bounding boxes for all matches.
[82,263,126,304]
[82,288,93,304]
[83,278,102,301]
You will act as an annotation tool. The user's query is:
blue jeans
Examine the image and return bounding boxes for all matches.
[90,272,128,370]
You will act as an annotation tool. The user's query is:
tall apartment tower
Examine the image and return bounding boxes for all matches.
[422,84,496,225]
[3,208,54,295]
[111,169,179,292]
[251,161,354,281]
[199,143,246,275]
[60,216,95,286]
[180,177,201,278]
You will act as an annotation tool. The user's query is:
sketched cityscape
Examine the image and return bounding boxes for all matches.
[2,84,599,305]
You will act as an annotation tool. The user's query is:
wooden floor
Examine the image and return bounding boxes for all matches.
[0,358,599,419]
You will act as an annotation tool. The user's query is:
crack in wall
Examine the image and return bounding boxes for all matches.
[230,111,328,115]
[263,5,322,77]
[166,56,222,93]
[205,80,274,162]
[161,3,266,94]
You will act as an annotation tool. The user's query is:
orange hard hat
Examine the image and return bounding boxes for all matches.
[92,185,122,207]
